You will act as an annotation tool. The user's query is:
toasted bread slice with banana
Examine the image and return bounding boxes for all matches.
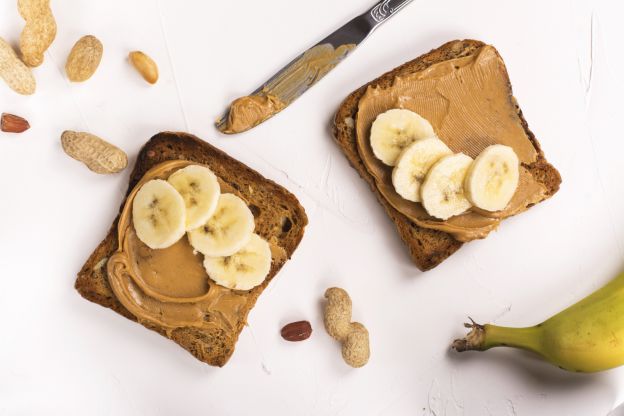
[333,39,561,271]
[75,132,307,366]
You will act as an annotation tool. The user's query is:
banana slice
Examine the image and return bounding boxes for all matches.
[132,179,186,249]
[203,234,272,291]
[421,153,473,220]
[168,165,220,231]
[370,109,436,166]
[187,193,254,257]
[464,144,520,211]
[392,138,453,202]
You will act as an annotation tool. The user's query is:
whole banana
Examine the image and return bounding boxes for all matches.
[453,271,624,372]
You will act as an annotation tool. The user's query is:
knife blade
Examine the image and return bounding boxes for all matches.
[216,0,414,134]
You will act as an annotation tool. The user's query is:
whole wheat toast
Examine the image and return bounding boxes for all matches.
[333,39,561,271]
[75,132,307,366]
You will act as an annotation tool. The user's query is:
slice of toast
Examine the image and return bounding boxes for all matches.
[333,39,561,271]
[75,132,308,366]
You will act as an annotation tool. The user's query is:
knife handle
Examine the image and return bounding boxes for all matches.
[366,0,413,26]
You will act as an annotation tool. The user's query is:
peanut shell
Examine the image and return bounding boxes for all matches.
[324,287,370,368]
[341,323,370,368]
[61,131,127,174]
[18,0,57,67]
[65,35,103,82]
[0,37,36,95]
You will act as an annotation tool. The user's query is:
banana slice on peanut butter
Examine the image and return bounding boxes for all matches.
[168,165,220,231]
[203,234,272,291]
[187,193,254,257]
[132,179,186,249]
[370,109,436,166]
[464,144,520,212]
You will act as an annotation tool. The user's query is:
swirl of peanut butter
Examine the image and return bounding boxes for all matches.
[355,45,547,242]
[107,160,286,336]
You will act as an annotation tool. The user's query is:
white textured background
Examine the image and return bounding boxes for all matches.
[1,0,624,415]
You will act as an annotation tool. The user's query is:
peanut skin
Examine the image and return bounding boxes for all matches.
[281,320,313,342]
[324,287,370,368]
[1,113,30,133]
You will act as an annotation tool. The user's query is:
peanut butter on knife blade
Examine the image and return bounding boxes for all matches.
[218,43,354,134]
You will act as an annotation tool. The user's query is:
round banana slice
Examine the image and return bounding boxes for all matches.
[132,179,186,249]
[464,144,520,212]
[421,153,474,220]
[370,109,436,166]
[203,234,272,291]
[187,193,254,257]
[168,165,221,231]
[392,137,452,202]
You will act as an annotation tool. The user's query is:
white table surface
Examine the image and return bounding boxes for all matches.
[2,0,624,414]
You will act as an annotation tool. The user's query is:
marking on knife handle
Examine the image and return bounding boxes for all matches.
[370,0,410,23]
[370,0,392,23]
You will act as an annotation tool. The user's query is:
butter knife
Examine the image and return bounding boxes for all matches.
[216,0,414,134]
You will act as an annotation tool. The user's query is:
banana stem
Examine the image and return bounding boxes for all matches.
[453,320,542,353]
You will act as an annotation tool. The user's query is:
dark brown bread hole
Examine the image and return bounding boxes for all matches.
[249,204,261,218]
[281,217,293,233]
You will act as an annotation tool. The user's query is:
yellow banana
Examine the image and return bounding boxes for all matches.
[453,271,624,372]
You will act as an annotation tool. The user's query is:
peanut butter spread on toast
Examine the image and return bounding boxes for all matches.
[355,45,547,242]
[107,160,284,335]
